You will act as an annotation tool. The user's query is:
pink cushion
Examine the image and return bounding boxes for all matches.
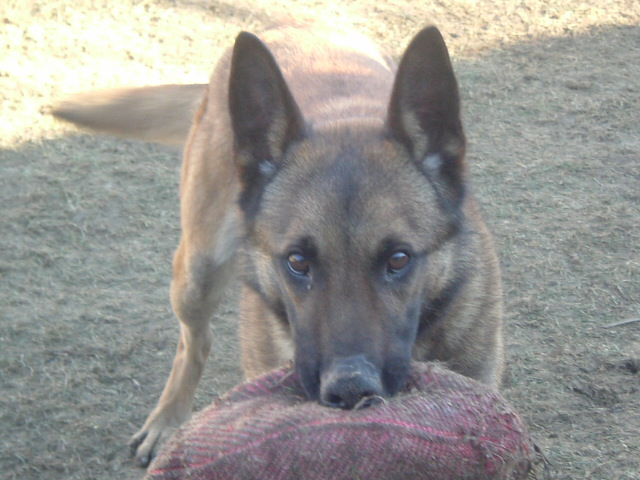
[145,362,533,480]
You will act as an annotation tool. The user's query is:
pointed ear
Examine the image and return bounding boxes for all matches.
[387,26,466,207]
[228,32,305,177]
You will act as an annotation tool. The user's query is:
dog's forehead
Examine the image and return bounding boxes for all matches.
[260,130,448,255]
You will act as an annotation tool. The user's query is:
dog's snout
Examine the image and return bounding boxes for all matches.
[320,356,384,410]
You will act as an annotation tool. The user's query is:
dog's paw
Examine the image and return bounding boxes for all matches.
[129,410,186,468]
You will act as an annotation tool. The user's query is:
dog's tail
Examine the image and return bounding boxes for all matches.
[48,84,207,146]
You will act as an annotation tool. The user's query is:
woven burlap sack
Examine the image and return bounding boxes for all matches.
[145,362,533,480]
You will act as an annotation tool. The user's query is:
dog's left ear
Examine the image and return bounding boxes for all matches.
[228,32,305,179]
[387,26,466,207]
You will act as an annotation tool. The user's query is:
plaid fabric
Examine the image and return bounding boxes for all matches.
[145,362,533,480]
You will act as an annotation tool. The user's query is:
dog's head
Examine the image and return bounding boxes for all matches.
[228,27,466,408]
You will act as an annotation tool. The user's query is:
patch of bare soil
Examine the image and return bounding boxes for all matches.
[1,1,638,479]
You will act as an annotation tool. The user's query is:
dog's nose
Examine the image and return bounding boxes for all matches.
[320,355,384,409]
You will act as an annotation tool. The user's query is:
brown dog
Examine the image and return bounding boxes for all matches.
[52,22,504,467]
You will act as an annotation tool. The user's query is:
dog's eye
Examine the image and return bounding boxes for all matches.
[287,252,311,276]
[387,251,411,274]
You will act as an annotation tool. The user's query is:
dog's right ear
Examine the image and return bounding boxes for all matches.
[228,32,305,186]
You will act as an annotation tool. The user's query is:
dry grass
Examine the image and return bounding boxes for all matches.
[1,1,639,479]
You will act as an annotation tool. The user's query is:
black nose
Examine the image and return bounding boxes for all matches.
[320,355,384,409]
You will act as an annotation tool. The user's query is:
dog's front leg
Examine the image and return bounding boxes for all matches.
[129,183,239,466]
[129,238,236,466]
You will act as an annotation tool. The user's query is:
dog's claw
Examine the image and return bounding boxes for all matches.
[129,411,184,468]
[137,452,152,469]
[129,431,149,465]
[129,432,148,467]
[129,433,145,453]
[129,429,160,468]
[129,433,155,467]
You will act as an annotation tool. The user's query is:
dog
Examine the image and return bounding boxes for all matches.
[52,21,504,467]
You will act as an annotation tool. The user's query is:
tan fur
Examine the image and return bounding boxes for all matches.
[51,22,503,467]
[51,84,205,146]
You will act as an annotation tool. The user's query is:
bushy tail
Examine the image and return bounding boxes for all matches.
[49,84,206,146]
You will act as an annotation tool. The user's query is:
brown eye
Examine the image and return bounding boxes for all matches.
[387,251,411,274]
[287,252,310,276]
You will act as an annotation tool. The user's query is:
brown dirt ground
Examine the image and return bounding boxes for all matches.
[1,1,639,479]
